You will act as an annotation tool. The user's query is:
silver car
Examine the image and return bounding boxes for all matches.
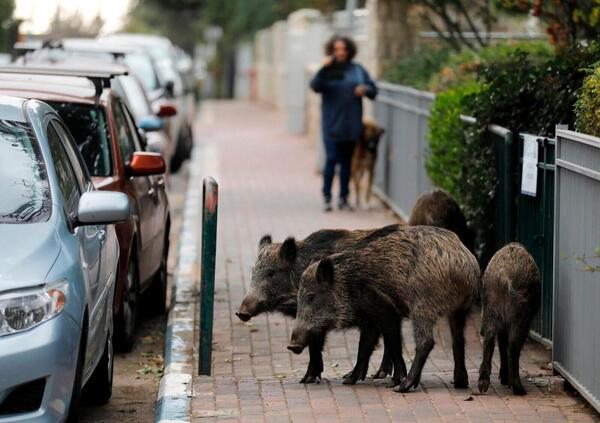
[0,96,130,422]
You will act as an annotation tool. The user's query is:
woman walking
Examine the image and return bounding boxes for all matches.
[310,35,377,211]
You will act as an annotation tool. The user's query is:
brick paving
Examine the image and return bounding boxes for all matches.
[190,101,599,422]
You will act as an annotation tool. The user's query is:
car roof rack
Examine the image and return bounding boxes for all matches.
[14,39,138,61]
[0,64,128,99]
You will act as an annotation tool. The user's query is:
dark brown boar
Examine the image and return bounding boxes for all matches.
[236,224,404,384]
[409,189,475,253]
[478,243,541,396]
[288,225,481,392]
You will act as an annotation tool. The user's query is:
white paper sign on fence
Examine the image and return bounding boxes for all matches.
[521,135,539,197]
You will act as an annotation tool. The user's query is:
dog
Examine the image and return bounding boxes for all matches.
[352,119,385,207]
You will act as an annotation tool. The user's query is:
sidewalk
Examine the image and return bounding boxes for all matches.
[187,101,598,422]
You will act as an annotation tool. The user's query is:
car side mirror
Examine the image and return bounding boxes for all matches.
[156,103,177,118]
[128,152,166,177]
[138,116,164,132]
[77,191,130,226]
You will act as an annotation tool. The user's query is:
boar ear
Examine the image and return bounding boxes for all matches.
[259,234,272,250]
[316,258,334,285]
[280,237,297,264]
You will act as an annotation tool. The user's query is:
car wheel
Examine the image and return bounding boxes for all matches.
[66,323,87,422]
[145,235,169,315]
[114,257,139,352]
[82,332,114,405]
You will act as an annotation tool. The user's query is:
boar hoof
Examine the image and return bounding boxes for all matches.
[478,377,490,393]
[342,377,357,385]
[453,376,469,389]
[499,371,508,386]
[393,378,416,393]
[372,368,391,379]
[300,374,320,384]
[512,384,526,396]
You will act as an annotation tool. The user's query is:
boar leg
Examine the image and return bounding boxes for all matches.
[508,325,528,395]
[478,328,496,393]
[374,318,406,379]
[449,309,469,389]
[394,317,435,393]
[381,319,405,387]
[300,335,326,384]
[497,328,509,385]
[342,328,379,385]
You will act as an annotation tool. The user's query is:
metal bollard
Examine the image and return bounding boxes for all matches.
[198,176,218,375]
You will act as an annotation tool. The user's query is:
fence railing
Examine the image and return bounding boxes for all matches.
[553,129,600,414]
[372,82,434,219]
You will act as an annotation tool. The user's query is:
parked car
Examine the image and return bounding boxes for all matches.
[0,95,130,421]
[0,65,171,351]
[100,34,195,171]
[14,39,178,170]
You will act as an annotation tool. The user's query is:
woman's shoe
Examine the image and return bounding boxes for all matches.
[338,198,353,211]
[323,198,333,212]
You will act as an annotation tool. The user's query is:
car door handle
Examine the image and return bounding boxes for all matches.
[98,229,106,243]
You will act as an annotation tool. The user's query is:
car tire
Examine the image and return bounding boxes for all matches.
[66,322,87,422]
[82,332,114,405]
[114,257,139,352]
[170,125,193,173]
[145,234,169,315]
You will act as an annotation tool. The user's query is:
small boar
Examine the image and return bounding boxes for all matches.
[478,243,541,396]
[409,189,475,253]
[289,225,481,392]
[236,224,404,384]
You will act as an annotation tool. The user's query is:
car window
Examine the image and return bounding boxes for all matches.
[112,100,137,163]
[115,75,153,121]
[47,123,80,215]
[124,53,160,92]
[0,119,51,223]
[120,102,143,151]
[48,102,112,177]
[51,120,89,190]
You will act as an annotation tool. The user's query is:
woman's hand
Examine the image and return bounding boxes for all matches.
[322,56,333,67]
[354,84,368,97]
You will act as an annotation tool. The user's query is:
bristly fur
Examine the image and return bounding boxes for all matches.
[238,224,404,383]
[478,243,541,396]
[294,225,481,391]
[409,189,475,253]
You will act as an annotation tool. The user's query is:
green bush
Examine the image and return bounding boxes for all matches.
[575,65,600,137]
[425,43,600,262]
[382,46,451,90]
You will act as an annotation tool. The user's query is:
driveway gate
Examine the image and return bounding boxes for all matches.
[516,134,555,345]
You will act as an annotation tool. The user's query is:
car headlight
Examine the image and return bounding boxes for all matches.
[0,281,68,336]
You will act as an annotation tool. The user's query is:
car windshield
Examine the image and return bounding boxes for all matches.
[47,102,112,177]
[0,120,51,223]
[124,53,160,92]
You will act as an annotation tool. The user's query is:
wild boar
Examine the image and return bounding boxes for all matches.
[409,189,475,253]
[289,225,481,392]
[478,243,541,396]
[236,224,404,383]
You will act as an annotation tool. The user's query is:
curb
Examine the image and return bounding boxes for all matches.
[155,147,202,423]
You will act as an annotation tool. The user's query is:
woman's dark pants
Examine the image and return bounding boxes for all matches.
[323,138,356,201]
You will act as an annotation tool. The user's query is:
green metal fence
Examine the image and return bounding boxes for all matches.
[516,134,555,345]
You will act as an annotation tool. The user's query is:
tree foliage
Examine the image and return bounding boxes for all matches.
[498,0,600,47]
[411,0,496,51]
[0,0,16,53]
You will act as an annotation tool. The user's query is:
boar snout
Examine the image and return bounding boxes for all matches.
[236,294,261,322]
[288,327,309,355]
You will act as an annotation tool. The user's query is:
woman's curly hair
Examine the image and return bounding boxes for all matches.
[324,35,357,61]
